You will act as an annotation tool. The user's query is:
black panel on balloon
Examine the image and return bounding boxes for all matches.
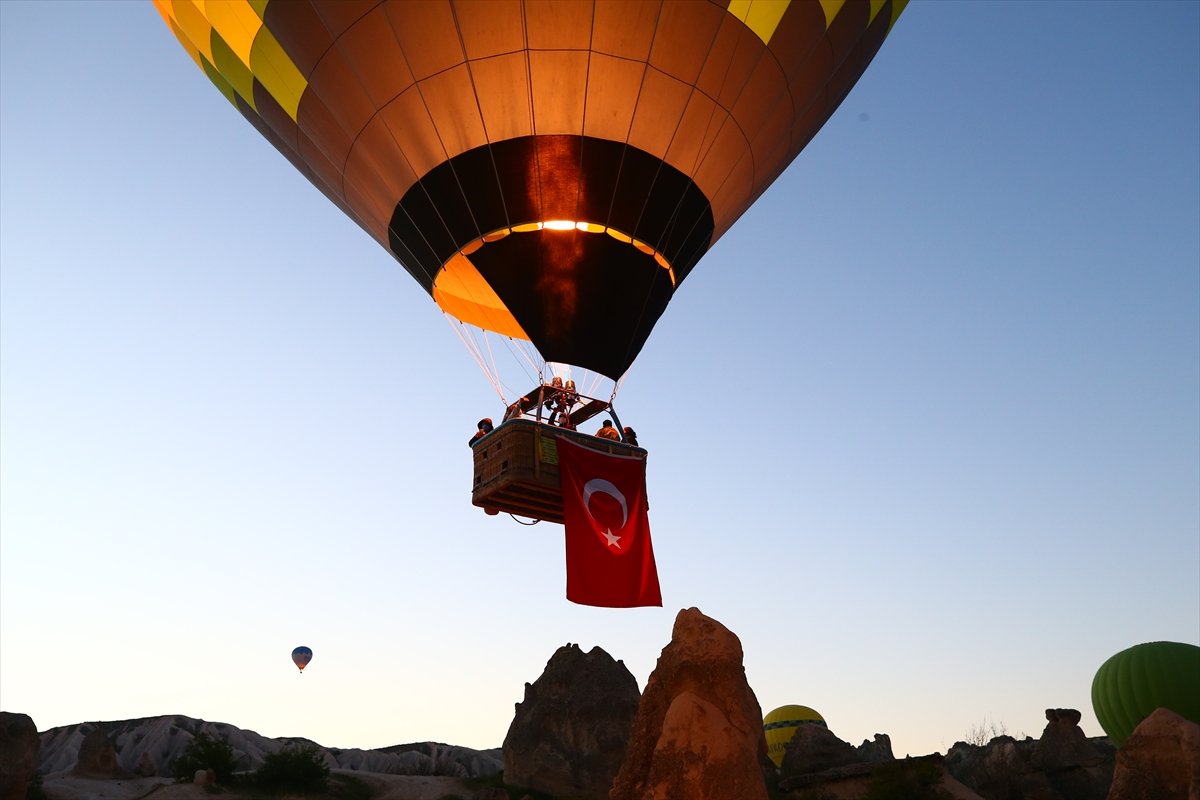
[467,230,676,379]
[388,135,715,290]
[387,135,714,376]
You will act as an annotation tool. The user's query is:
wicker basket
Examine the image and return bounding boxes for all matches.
[470,419,645,523]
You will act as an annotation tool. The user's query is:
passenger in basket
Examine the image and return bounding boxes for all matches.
[622,426,639,446]
[596,419,621,440]
[557,379,579,427]
[469,417,494,447]
[544,376,564,424]
[503,397,527,421]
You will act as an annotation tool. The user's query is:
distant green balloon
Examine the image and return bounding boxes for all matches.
[1091,641,1200,745]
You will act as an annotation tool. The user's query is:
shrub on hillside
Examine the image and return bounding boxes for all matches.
[171,732,238,784]
[863,760,950,800]
[25,771,47,800]
[253,744,330,794]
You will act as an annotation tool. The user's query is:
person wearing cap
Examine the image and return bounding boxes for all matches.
[469,417,494,447]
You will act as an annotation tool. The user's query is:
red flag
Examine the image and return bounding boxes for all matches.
[558,437,662,608]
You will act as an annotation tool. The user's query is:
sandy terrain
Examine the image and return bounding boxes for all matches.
[339,772,474,800]
[39,770,983,800]
[40,771,475,800]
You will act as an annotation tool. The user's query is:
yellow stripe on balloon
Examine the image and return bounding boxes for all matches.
[818,0,845,27]
[729,0,906,43]
[204,0,262,67]
[199,54,241,109]
[250,27,306,121]
[211,31,257,110]
[165,0,215,64]
[726,0,792,45]
[154,2,204,72]
[156,0,307,122]
[156,1,242,109]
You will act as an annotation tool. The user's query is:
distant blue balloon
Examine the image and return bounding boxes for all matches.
[291,646,312,673]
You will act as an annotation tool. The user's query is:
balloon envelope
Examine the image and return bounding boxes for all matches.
[764,704,827,767]
[1091,641,1200,745]
[154,0,908,379]
[291,646,313,672]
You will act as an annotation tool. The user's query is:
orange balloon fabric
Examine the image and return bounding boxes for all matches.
[155,0,907,378]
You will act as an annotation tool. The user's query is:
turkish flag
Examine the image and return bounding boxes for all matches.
[558,437,662,608]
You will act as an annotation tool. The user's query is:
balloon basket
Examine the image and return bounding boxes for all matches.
[471,418,645,524]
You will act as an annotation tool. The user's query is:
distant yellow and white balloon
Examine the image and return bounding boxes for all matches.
[764,704,827,767]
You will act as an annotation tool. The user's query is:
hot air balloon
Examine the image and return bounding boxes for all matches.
[153,0,908,520]
[764,704,827,767]
[291,646,313,673]
[1091,640,1200,745]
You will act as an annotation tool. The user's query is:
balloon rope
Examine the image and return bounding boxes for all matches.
[508,339,542,385]
[481,330,537,402]
[480,329,505,399]
[445,315,549,405]
[445,315,505,400]
[486,333,531,403]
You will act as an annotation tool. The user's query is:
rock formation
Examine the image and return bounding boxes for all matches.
[72,728,130,778]
[609,608,770,800]
[347,741,502,778]
[1107,708,1200,800]
[773,723,982,799]
[38,715,503,779]
[502,643,640,799]
[785,754,985,800]
[1036,708,1089,768]
[945,709,1113,800]
[857,733,895,764]
[135,751,157,777]
[1032,708,1111,800]
[0,712,40,800]
[779,723,862,777]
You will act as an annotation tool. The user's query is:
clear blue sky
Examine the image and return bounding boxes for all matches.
[2,0,1197,759]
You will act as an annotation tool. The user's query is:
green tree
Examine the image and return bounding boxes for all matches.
[171,732,238,784]
[863,760,950,800]
[25,771,48,800]
[254,744,330,794]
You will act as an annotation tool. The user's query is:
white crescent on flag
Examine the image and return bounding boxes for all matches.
[582,478,629,529]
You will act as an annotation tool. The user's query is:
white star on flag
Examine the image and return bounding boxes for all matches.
[602,529,622,549]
